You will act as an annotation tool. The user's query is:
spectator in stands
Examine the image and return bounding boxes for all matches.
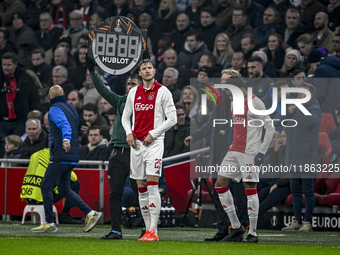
[238,0,265,29]
[36,12,63,52]
[327,0,340,31]
[276,8,305,50]
[106,107,117,127]
[63,10,89,50]
[74,0,105,28]
[311,12,333,49]
[297,0,327,33]
[24,0,50,31]
[67,90,84,129]
[130,0,155,18]
[106,0,129,17]
[155,48,190,90]
[296,33,314,70]
[179,30,210,70]
[80,69,102,109]
[329,106,340,163]
[80,103,110,145]
[155,36,173,68]
[49,0,73,29]
[29,49,53,90]
[212,33,234,69]
[228,51,248,77]
[185,0,214,28]
[9,12,39,68]
[162,67,181,104]
[0,52,40,137]
[199,7,223,52]
[164,105,190,158]
[171,13,192,54]
[0,28,16,64]
[197,66,211,84]
[254,6,282,48]
[1,134,22,167]
[291,69,307,88]
[225,7,253,52]
[258,128,291,216]
[262,33,286,71]
[0,0,26,27]
[156,0,179,33]
[197,52,222,77]
[20,119,48,159]
[52,45,77,85]
[240,33,259,61]
[268,0,295,21]
[138,12,162,57]
[252,50,277,78]
[52,65,76,98]
[178,85,199,118]
[312,53,340,114]
[282,82,321,232]
[79,125,108,167]
[215,0,238,30]
[279,49,303,78]
[329,29,340,58]
[245,56,273,98]
[306,49,324,77]
[88,11,107,27]
[100,98,114,125]
[73,45,88,90]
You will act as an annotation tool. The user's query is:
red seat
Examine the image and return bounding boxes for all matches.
[315,132,333,193]
[319,113,336,134]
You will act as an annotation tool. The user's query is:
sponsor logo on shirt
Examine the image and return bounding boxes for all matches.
[137,96,142,100]
[135,103,154,111]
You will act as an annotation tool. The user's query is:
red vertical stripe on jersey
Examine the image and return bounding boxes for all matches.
[230,96,248,153]
[133,81,162,141]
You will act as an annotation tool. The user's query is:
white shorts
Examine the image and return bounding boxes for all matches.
[218,151,259,183]
[130,139,163,180]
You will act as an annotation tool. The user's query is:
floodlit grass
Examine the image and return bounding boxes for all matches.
[0,222,339,255]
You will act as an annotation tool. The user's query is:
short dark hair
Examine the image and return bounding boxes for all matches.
[292,68,306,77]
[247,56,263,66]
[107,107,117,115]
[201,7,216,17]
[138,58,154,71]
[175,104,184,110]
[69,89,84,101]
[127,74,141,83]
[83,103,98,114]
[88,125,103,135]
[201,53,217,67]
[2,52,18,64]
[185,29,203,42]
[32,48,46,58]
[233,6,247,16]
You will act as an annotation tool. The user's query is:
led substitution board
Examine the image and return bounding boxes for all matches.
[88,16,147,75]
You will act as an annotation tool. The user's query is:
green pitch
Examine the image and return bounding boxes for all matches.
[0,222,339,255]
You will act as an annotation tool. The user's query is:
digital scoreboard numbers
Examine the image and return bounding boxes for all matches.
[88,16,147,75]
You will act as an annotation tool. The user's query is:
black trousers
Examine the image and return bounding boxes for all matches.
[108,147,137,232]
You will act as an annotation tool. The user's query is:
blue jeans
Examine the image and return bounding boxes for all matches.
[290,178,315,223]
[41,162,91,223]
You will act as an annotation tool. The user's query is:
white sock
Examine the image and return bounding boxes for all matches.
[47,222,55,227]
[246,189,259,236]
[216,187,241,229]
[147,184,161,236]
[139,190,151,230]
[87,210,95,217]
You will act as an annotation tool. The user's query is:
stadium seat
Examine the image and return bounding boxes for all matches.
[319,113,336,134]
[22,205,59,225]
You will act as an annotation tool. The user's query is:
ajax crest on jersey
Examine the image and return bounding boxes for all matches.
[88,16,147,75]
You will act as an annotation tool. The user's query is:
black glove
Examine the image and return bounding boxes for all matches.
[85,55,96,74]
[142,50,150,60]
[254,152,265,166]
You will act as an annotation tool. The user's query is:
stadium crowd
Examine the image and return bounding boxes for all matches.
[1,0,340,236]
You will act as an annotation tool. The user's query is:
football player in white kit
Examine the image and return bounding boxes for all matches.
[215,77,275,243]
[122,58,177,241]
